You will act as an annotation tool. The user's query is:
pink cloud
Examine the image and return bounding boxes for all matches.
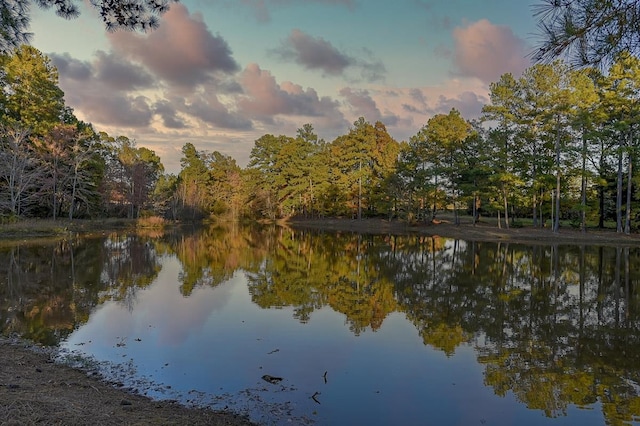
[340,87,382,121]
[452,19,530,84]
[107,3,238,89]
[238,63,344,123]
[339,87,399,126]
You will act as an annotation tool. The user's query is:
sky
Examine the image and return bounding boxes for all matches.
[28,0,540,174]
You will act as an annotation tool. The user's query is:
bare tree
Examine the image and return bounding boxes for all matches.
[0,125,45,217]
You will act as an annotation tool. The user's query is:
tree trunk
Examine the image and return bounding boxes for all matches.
[599,139,606,229]
[503,185,510,229]
[625,147,633,235]
[617,140,624,233]
[472,191,477,227]
[581,130,587,233]
[432,175,438,221]
[357,160,362,220]
[553,122,561,233]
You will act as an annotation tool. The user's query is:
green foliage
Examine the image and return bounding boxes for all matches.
[533,0,640,67]
[1,45,65,135]
[0,45,639,230]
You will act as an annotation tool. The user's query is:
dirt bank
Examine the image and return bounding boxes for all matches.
[286,217,640,246]
[0,335,254,426]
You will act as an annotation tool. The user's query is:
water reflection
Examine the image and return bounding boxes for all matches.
[1,225,640,424]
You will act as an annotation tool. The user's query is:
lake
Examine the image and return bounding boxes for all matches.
[1,223,639,425]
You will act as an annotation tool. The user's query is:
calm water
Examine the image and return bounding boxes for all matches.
[1,224,640,425]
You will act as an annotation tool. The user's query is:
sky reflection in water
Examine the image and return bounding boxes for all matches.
[59,250,608,426]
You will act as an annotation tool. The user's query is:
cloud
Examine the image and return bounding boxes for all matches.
[93,51,155,91]
[153,100,188,129]
[399,88,485,118]
[339,87,399,126]
[90,95,154,128]
[272,29,385,81]
[50,53,92,81]
[273,29,351,76]
[183,90,254,130]
[107,3,239,89]
[50,54,155,127]
[238,63,345,124]
[452,19,530,84]
[434,91,487,118]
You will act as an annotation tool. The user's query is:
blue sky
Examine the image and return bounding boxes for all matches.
[29,0,539,173]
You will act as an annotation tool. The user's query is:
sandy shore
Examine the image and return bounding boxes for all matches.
[0,335,254,425]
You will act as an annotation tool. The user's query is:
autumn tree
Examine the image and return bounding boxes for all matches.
[120,144,163,218]
[151,173,178,219]
[39,124,76,220]
[99,135,162,218]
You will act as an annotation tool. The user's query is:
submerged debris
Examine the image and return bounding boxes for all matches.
[261,375,283,384]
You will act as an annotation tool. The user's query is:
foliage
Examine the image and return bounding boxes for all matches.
[0,45,638,233]
[533,0,640,68]
[0,0,178,54]
[1,44,65,136]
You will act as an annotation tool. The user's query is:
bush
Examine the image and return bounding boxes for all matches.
[136,216,167,228]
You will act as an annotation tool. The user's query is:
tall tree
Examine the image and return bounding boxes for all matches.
[65,123,103,220]
[177,142,209,219]
[369,121,401,218]
[422,109,470,225]
[247,134,291,219]
[1,45,65,135]
[329,118,378,219]
[295,124,330,218]
[568,68,600,232]
[599,52,640,234]
[39,124,76,220]
[205,150,243,218]
[482,73,523,229]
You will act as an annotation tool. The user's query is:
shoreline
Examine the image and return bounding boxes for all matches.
[285,217,640,246]
[0,335,254,425]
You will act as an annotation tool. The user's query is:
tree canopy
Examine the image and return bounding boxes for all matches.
[533,0,640,68]
[0,0,178,54]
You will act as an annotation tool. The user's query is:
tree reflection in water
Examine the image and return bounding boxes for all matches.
[1,224,640,424]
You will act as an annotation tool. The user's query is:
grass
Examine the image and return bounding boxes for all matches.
[0,217,161,242]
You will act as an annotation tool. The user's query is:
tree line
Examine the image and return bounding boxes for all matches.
[2,45,640,232]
